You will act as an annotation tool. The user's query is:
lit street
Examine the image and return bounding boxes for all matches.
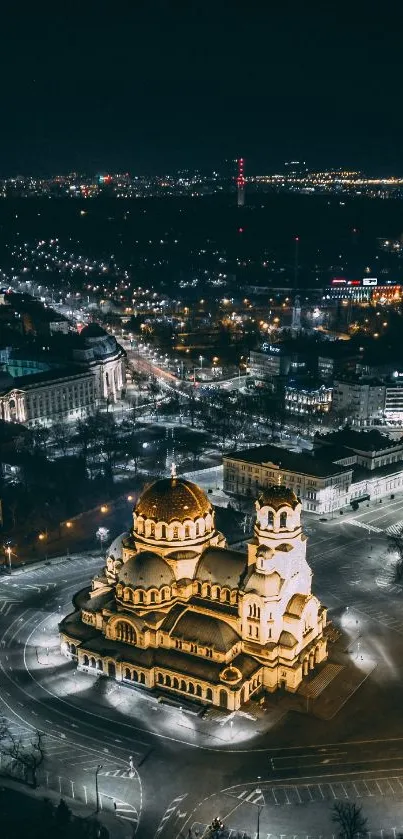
[2,497,403,837]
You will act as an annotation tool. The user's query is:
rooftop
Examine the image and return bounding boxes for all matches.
[315,428,403,454]
[224,444,350,478]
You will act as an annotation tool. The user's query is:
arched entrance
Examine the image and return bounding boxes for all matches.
[108,661,116,678]
[219,689,228,709]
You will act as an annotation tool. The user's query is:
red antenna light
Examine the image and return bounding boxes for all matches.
[237,158,245,207]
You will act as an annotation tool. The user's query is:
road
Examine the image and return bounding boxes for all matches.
[2,498,403,838]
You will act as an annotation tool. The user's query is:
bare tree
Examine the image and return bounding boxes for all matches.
[387,529,403,584]
[332,801,367,839]
[1,723,45,787]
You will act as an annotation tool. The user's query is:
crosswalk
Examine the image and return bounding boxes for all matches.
[228,775,403,807]
[155,795,187,837]
[114,799,139,824]
[349,520,383,534]
[386,520,403,536]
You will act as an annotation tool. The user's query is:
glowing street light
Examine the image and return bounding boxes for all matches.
[100,505,108,514]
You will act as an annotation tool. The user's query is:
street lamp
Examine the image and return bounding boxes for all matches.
[100,505,108,514]
[255,788,264,839]
[95,763,103,813]
[96,527,109,555]
[39,531,48,561]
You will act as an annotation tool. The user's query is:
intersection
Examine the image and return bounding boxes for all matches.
[1,498,403,837]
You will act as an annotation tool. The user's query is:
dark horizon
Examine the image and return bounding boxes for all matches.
[1,2,403,177]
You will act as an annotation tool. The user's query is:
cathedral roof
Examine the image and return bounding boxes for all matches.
[278,630,298,648]
[244,569,283,596]
[285,593,311,617]
[257,485,300,511]
[135,476,212,523]
[171,610,240,652]
[196,547,246,587]
[118,552,175,589]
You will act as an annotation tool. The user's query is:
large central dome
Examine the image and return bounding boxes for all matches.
[135,476,212,523]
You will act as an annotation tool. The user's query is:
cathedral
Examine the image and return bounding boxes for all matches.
[59,471,328,710]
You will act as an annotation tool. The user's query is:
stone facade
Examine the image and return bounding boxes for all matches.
[60,474,328,710]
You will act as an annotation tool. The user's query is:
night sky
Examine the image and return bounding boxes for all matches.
[2,1,403,175]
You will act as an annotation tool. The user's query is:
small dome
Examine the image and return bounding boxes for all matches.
[107,532,127,561]
[135,477,212,523]
[80,322,107,339]
[118,552,174,589]
[257,485,300,511]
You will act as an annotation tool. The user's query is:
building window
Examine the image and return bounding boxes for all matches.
[280,512,287,528]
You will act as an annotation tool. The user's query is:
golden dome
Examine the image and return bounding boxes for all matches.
[257,485,300,511]
[135,477,212,523]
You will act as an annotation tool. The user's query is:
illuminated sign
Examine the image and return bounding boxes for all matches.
[262,343,280,353]
[331,278,346,285]
[362,278,378,286]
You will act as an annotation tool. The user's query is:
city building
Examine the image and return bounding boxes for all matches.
[72,323,125,403]
[60,473,328,708]
[324,278,402,304]
[223,445,352,514]
[0,367,96,424]
[284,380,333,416]
[332,376,386,426]
[0,323,126,426]
[224,430,403,513]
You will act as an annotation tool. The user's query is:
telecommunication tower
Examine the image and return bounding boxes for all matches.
[237,158,245,207]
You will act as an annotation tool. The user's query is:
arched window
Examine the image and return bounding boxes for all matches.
[97,660,103,671]
[157,673,164,684]
[138,590,144,603]
[224,589,230,603]
[188,682,195,694]
[132,670,139,682]
[124,667,131,680]
[150,522,155,538]
[115,621,136,645]
[195,582,202,595]
[195,522,200,536]
[280,512,287,528]
[161,524,166,538]
[173,677,179,689]
[248,604,252,617]
[165,675,171,687]
[180,679,186,692]
[83,654,89,667]
[267,511,274,528]
[161,587,169,601]
[205,584,211,598]
[150,590,156,604]
[173,526,179,540]
[184,525,190,538]
[206,687,213,701]
[196,685,202,697]
[139,672,145,684]
[90,657,96,668]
